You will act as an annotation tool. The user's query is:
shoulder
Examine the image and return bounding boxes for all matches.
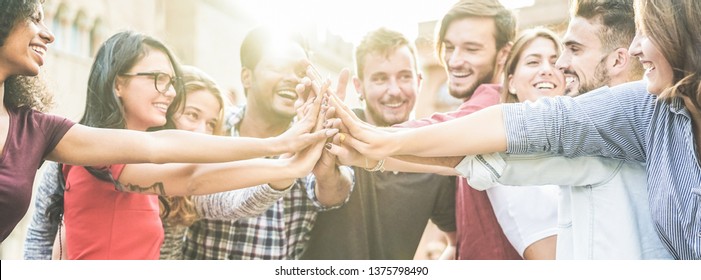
[466,84,501,105]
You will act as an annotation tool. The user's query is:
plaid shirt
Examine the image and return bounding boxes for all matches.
[182,106,353,259]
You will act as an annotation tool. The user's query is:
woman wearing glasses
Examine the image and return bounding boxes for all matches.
[55,31,337,260]
[0,0,335,246]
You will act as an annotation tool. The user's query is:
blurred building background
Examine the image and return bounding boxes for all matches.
[0,0,568,259]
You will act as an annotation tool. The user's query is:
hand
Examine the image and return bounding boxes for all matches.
[323,136,368,168]
[276,87,338,154]
[295,66,350,107]
[326,92,399,161]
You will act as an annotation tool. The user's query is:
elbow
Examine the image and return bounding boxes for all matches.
[179,165,203,196]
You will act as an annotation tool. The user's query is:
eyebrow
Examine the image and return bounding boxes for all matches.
[524,53,543,59]
[443,39,485,48]
[183,106,203,112]
[563,40,584,47]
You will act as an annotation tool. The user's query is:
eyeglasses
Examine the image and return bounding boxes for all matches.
[120,72,178,94]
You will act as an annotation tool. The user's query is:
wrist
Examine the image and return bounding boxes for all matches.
[364,158,385,172]
[267,136,287,155]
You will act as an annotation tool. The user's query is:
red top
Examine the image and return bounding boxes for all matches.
[397,84,522,259]
[0,107,74,242]
[64,164,163,259]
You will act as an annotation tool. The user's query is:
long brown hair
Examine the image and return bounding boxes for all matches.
[501,27,562,104]
[636,0,701,107]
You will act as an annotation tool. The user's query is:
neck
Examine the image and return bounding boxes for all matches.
[0,82,8,116]
[362,109,379,127]
[239,107,291,138]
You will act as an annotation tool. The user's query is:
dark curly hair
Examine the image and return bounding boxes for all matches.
[1,0,54,112]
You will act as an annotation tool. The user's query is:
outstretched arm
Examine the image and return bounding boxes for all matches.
[327,91,508,160]
[47,91,336,167]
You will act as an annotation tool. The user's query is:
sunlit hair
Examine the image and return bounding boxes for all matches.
[572,0,642,78]
[501,27,562,104]
[636,0,701,106]
[1,0,53,112]
[161,65,227,227]
[355,27,418,80]
[436,0,517,65]
[46,30,185,224]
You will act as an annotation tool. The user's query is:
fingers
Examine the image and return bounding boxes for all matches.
[324,142,362,167]
[335,68,350,101]
[331,132,369,158]
[296,76,313,103]
[327,94,364,136]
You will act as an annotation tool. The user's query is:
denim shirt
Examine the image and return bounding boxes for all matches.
[501,80,700,260]
[456,153,673,259]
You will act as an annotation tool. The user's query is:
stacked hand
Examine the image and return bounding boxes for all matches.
[292,65,401,171]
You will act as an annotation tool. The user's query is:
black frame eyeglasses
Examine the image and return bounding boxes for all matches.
[120,72,178,94]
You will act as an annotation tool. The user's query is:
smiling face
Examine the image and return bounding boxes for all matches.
[173,89,222,135]
[0,4,54,80]
[115,48,177,131]
[507,37,565,102]
[243,42,307,122]
[556,17,611,96]
[628,29,673,95]
[442,17,500,100]
[355,45,419,127]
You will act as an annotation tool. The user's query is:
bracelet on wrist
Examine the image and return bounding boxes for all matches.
[364,158,385,172]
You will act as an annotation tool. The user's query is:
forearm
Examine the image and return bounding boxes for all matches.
[24,162,62,260]
[117,158,301,196]
[387,156,462,176]
[193,184,289,220]
[498,155,629,186]
[51,126,285,166]
[395,105,507,157]
[312,166,353,207]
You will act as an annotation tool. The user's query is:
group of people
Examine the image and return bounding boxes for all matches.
[0,0,698,260]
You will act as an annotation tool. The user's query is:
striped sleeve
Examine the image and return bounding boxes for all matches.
[503,81,653,162]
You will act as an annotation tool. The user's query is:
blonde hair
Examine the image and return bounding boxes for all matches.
[161,65,226,227]
[501,27,562,104]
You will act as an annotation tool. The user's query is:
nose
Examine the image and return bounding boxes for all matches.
[386,78,401,95]
[628,33,642,58]
[163,83,177,97]
[447,49,464,69]
[284,70,302,84]
[539,61,556,76]
[555,53,570,73]
[39,22,55,44]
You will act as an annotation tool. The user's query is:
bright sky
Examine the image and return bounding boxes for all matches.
[240,0,535,45]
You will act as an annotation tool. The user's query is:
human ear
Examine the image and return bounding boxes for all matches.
[353,77,365,101]
[607,48,630,78]
[497,42,513,67]
[507,74,517,95]
[241,68,252,90]
[114,77,125,97]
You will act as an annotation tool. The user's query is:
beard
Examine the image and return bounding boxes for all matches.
[579,57,611,94]
[448,68,496,100]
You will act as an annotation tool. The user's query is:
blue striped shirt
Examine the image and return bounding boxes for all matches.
[502,80,700,260]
